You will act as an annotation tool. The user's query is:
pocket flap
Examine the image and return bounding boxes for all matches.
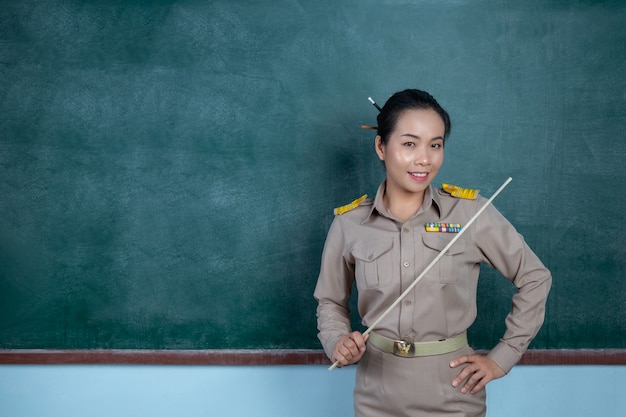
[351,238,394,262]
[422,234,465,255]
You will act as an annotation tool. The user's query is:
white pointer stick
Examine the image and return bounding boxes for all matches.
[328,177,513,371]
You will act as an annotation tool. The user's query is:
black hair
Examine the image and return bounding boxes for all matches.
[376,89,451,145]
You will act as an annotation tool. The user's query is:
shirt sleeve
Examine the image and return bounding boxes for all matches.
[313,217,355,360]
[474,202,552,373]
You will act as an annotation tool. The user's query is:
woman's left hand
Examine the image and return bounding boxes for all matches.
[449,353,506,394]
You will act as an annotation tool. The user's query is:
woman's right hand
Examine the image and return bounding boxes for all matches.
[332,331,369,367]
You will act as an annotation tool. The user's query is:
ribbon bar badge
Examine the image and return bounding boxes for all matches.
[425,222,462,233]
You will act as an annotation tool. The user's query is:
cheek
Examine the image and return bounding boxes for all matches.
[433,151,444,169]
[384,151,407,169]
[398,149,416,164]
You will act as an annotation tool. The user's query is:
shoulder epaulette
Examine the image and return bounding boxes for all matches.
[441,183,480,200]
[334,194,368,215]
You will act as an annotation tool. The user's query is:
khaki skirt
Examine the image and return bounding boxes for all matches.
[354,344,486,417]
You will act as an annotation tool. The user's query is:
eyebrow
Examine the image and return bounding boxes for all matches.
[400,133,444,141]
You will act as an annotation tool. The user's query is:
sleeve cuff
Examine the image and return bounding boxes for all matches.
[487,341,523,374]
[320,334,341,361]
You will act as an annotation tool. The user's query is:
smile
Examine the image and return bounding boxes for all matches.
[410,172,428,178]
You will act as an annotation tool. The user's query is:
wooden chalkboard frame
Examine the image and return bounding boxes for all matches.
[1,350,625,365]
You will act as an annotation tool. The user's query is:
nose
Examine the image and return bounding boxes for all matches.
[413,147,429,165]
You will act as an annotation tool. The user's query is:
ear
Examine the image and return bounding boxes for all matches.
[375,135,385,161]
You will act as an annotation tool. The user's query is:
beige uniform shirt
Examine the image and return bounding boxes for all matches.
[314,181,552,373]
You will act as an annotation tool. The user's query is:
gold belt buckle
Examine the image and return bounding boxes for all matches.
[393,338,415,357]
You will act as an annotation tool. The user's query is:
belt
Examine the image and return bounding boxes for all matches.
[368,331,467,357]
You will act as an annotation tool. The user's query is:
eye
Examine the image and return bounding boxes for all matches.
[403,141,416,147]
[431,142,443,149]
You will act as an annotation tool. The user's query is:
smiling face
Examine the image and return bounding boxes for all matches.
[375,108,445,209]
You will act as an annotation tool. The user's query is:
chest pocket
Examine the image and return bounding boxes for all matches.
[351,238,394,289]
[421,234,466,284]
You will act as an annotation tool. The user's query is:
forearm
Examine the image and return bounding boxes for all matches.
[316,300,352,359]
[489,268,552,373]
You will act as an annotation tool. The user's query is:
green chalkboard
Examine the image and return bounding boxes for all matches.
[1,0,625,351]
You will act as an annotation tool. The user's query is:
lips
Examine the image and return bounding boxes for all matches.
[409,172,428,180]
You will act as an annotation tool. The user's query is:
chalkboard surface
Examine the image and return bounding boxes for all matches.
[1,0,625,351]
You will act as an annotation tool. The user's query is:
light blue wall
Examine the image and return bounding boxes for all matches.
[1,365,625,417]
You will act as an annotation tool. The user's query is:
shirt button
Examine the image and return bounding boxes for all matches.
[404,300,412,306]
[403,261,410,267]
[403,227,410,233]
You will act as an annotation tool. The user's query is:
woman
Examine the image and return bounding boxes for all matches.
[314,89,551,416]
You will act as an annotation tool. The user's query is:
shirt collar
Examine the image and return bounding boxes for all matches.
[364,181,442,223]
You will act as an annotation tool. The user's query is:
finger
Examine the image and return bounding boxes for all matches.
[461,369,485,394]
[341,338,360,357]
[332,338,349,366]
[350,332,368,352]
[339,336,362,360]
[449,354,472,368]
[452,367,471,388]
[337,348,353,363]
[332,352,348,367]
[466,370,489,394]
[469,378,488,395]
[333,352,354,367]
[361,333,369,350]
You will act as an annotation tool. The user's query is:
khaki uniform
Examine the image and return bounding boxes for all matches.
[314,181,551,417]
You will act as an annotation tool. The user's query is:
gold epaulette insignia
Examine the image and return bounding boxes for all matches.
[442,183,479,200]
[334,194,367,215]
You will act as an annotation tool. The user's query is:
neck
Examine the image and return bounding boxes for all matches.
[383,183,426,222]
